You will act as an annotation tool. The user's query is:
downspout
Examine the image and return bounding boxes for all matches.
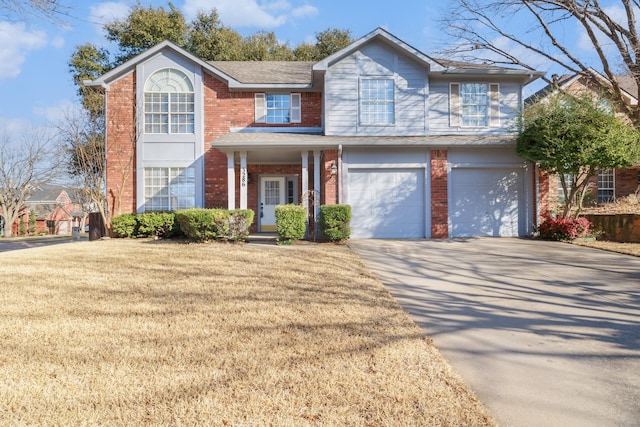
[338,144,343,204]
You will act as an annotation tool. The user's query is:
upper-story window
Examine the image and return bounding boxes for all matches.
[450,83,500,128]
[360,79,395,125]
[255,93,301,124]
[144,69,195,134]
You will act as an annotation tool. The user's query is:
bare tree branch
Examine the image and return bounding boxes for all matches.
[0,128,61,237]
[442,0,640,124]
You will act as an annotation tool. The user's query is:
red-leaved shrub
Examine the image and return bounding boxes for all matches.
[537,213,594,241]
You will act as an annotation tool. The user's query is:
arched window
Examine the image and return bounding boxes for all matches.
[144,69,194,134]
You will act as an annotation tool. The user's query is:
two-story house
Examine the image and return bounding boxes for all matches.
[87,27,544,238]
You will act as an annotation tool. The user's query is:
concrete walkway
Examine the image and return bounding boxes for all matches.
[349,238,640,427]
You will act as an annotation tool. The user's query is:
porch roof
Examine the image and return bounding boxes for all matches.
[211,132,517,149]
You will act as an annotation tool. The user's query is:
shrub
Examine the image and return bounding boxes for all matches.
[111,213,137,238]
[136,212,176,238]
[320,204,351,242]
[275,204,307,244]
[537,213,594,241]
[175,209,254,242]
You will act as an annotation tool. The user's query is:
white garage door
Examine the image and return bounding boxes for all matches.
[347,168,425,238]
[450,168,523,237]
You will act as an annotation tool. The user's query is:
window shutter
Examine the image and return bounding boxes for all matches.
[255,93,266,123]
[489,83,500,127]
[290,93,301,123]
[450,83,461,127]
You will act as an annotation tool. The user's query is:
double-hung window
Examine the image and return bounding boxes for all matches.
[144,69,195,134]
[597,169,615,204]
[255,93,301,124]
[360,78,395,125]
[144,167,195,211]
[450,82,500,128]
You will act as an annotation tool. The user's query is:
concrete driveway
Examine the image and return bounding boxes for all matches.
[349,238,640,427]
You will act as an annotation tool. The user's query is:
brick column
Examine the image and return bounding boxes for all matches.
[431,150,448,238]
[322,150,339,205]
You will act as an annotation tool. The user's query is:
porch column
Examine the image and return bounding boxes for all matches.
[313,150,321,238]
[226,152,235,210]
[239,151,248,210]
[301,150,309,215]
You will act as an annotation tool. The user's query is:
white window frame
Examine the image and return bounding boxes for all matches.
[450,82,500,128]
[144,167,196,211]
[144,69,195,134]
[359,78,395,125]
[255,93,301,124]
[597,169,615,204]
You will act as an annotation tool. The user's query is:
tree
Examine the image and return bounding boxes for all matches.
[0,129,61,237]
[56,107,111,236]
[442,0,640,125]
[28,208,35,235]
[0,0,70,22]
[517,92,640,217]
[104,2,187,64]
[293,28,353,61]
[185,9,244,61]
[68,43,111,117]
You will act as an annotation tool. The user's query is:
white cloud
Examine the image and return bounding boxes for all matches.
[183,0,317,28]
[0,22,48,82]
[33,99,80,124]
[89,1,130,33]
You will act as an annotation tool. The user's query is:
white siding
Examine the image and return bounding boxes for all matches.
[325,42,428,136]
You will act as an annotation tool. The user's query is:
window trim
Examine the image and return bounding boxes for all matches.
[597,169,615,204]
[144,69,195,135]
[359,78,395,126]
[143,167,196,212]
[450,82,500,128]
[255,93,301,124]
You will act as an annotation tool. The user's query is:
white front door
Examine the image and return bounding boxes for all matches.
[260,177,286,232]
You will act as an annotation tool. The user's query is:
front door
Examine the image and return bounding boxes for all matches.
[260,177,286,232]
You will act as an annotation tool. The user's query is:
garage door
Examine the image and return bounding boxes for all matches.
[347,168,425,238]
[450,168,523,237]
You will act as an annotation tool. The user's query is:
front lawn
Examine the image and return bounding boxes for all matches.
[0,239,493,426]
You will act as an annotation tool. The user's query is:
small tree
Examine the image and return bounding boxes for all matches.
[28,209,36,235]
[0,129,61,237]
[18,215,25,236]
[517,93,640,218]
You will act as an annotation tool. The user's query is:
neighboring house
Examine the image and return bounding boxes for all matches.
[87,27,545,238]
[18,186,84,235]
[530,71,640,215]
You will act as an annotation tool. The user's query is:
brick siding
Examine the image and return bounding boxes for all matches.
[430,150,448,238]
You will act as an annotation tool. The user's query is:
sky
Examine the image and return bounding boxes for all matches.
[0,0,583,140]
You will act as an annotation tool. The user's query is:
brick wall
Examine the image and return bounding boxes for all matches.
[616,167,640,198]
[105,72,137,217]
[202,72,324,209]
[322,150,339,205]
[430,150,448,238]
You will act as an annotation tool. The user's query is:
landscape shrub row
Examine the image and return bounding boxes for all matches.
[111,209,254,242]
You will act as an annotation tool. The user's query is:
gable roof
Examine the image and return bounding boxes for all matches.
[86,28,543,90]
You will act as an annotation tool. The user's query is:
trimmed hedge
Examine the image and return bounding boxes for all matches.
[111,209,253,242]
[320,204,351,242]
[175,209,254,242]
[275,204,307,244]
[111,212,176,238]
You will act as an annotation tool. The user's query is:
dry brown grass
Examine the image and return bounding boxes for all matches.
[0,239,493,426]
[571,239,640,257]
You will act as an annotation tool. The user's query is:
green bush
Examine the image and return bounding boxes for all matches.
[175,209,254,242]
[320,204,351,242]
[275,204,307,244]
[111,213,137,238]
[136,212,176,238]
